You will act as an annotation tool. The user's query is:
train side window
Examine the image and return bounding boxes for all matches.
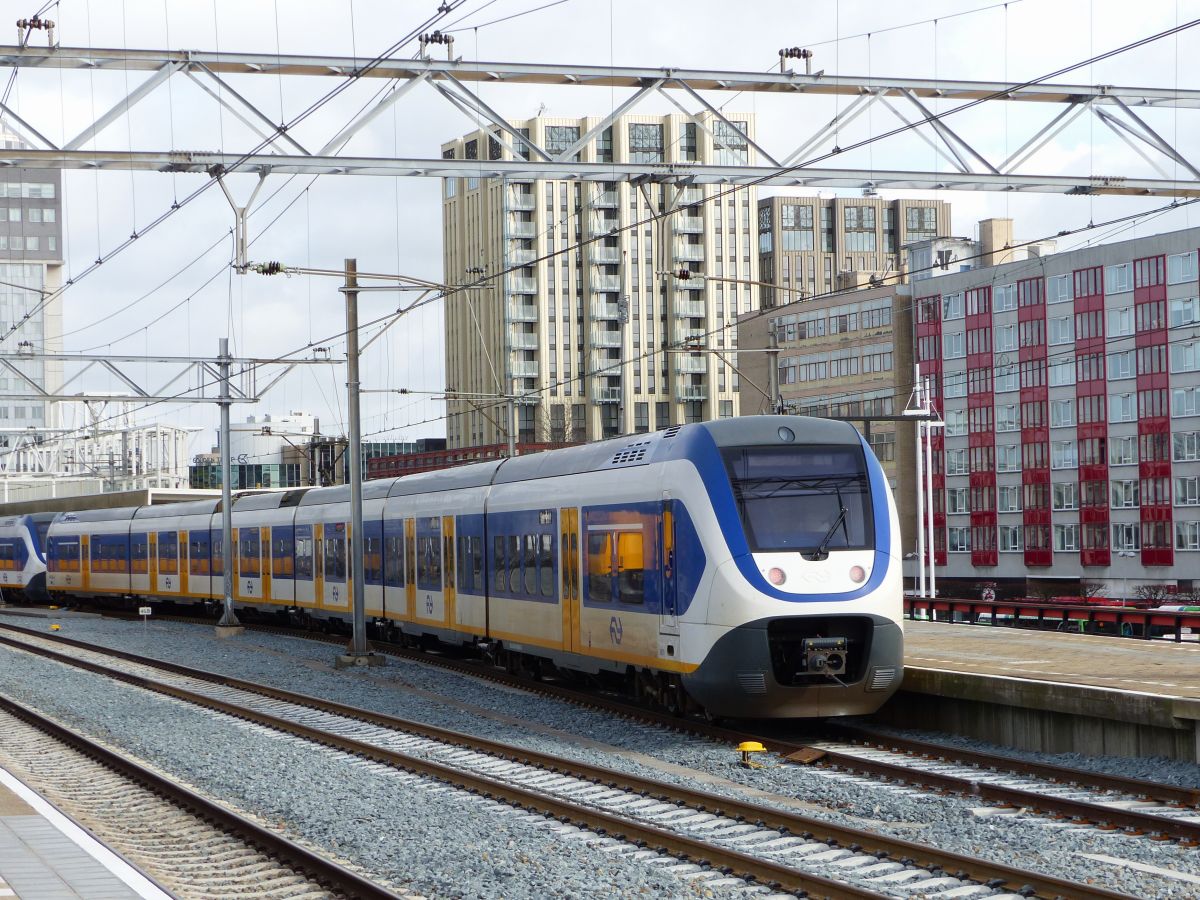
[404,527,416,586]
[506,535,521,593]
[617,531,645,604]
[471,537,483,592]
[587,532,613,603]
[523,534,538,595]
[457,535,472,592]
[443,531,455,589]
[539,533,554,597]
[364,534,383,584]
[419,535,441,587]
[492,536,506,592]
[384,533,404,587]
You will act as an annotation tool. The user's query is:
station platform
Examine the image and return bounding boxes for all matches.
[890,620,1200,763]
[0,767,168,900]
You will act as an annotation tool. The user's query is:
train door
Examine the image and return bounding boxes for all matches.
[313,523,325,608]
[178,531,190,596]
[559,507,579,653]
[148,532,158,588]
[80,534,90,592]
[442,515,455,628]
[660,493,679,636]
[404,518,415,622]
[260,526,272,603]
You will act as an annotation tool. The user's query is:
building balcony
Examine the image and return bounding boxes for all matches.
[591,300,622,320]
[509,300,538,322]
[588,245,622,264]
[592,190,619,208]
[590,325,623,348]
[677,187,704,206]
[511,359,540,377]
[509,247,537,265]
[674,243,705,263]
[507,275,537,294]
[591,273,622,292]
[509,328,539,350]
[508,191,536,211]
[674,298,706,318]
[506,219,536,238]
[675,354,708,374]
[676,274,704,291]
[673,216,705,234]
[677,383,708,402]
[592,384,622,403]
[589,215,620,236]
[673,325,706,346]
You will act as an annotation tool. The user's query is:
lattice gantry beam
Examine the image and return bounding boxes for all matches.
[0,46,1196,196]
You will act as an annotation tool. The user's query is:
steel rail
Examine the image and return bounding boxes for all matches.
[0,629,884,900]
[0,691,400,900]
[0,623,1135,900]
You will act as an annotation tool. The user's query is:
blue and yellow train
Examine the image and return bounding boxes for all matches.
[9,417,904,718]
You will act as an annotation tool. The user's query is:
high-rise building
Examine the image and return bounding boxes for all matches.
[757,196,950,307]
[0,130,62,441]
[441,114,759,447]
[913,224,1200,599]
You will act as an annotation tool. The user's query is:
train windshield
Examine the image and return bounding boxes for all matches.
[722,445,872,554]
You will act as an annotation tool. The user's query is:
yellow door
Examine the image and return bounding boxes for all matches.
[560,508,579,653]
[314,523,325,608]
[442,515,456,628]
[80,535,90,591]
[260,526,272,603]
[404,518,415,622]
[179,530,190,596]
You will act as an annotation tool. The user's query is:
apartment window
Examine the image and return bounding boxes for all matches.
[1177,476,1200,506]
[1054,523,1080,552]
[1052,481,1078,510]
[943,332,966,359]
[998,485,1022,513]
[25,236,37,251]
[1172,342,1200,374]
[1112,523,1140,552]
[1050,399,1076,428]
[1051,441,1078,469]
[944,409,967,437]
[1174,431,1200,462]
[1168,250,1198,285]
[712,120,749,165]
[780,204,815,251]
[947,487,968,514]
[993,283,1016,311]
[1110,435,1137,465]
[943,371,967,398]
[994,363,1019,393]
[905,206,937,242]
[1048,316,1074,345]
[655,401,670,430]
[1046,274,1073,304]
[1048,358,1075,387]
[1105,263,1132,294]
[1174,387,1200,418]
[1178,521,1200,551]
[1108,307,1134,337]
[996,444,1021,473]
[999,525,1023,551]
[942,292,965,320]
[1109,392,1136,422]
[996,404,1019,432]
[719,400,734,419]
[625,123,665,163]
[1111,479,1140,509]
[1169,296,1200,328]
[946,448,968,475]
[1107,350,1134,380]
[994,324,1017,352]
[843,206,877,251]
[947,526,971,552]
[869,430,896,461]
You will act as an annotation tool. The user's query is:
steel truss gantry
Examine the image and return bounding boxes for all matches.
[0,350,337,404]
[1,46,1198,196]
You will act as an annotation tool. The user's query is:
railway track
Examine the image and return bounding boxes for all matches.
[0,621,1137,900]
[0,693,400,899]
[75,611,1200,844]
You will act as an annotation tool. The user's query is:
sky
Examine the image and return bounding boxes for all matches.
[4,0,1199,459]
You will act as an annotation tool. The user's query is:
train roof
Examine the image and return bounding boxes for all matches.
[133,499,222,520]
[234,489,311,512]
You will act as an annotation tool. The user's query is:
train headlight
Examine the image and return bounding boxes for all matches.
[848,565,866,584]
[766,567,787,586]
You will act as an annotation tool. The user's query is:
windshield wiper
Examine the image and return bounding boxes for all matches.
[804,506,847,561]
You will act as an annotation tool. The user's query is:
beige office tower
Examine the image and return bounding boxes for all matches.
[441,114,759,448]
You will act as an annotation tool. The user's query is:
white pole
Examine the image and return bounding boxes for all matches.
[925,376,937,599]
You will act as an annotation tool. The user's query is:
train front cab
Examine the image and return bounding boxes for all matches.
[674,417,905,719]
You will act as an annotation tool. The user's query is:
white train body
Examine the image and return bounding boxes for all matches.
[44,417,904,718]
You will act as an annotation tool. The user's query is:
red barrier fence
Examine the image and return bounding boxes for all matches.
[904,597,1200,642]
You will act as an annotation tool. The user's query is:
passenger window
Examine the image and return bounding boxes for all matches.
[587,532,612,602]
[471,537,483,592]
[539,534,554,597]
[457,536,472,592]
[523,534,538,595]
[617,531,645,604]
[507,535,521,593]
[492,536,506,592]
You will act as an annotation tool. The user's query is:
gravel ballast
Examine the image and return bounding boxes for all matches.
[1,611,1199,898]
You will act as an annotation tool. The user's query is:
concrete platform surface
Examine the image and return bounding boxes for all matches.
[905,620,1200,699]
[0,768,170,900]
